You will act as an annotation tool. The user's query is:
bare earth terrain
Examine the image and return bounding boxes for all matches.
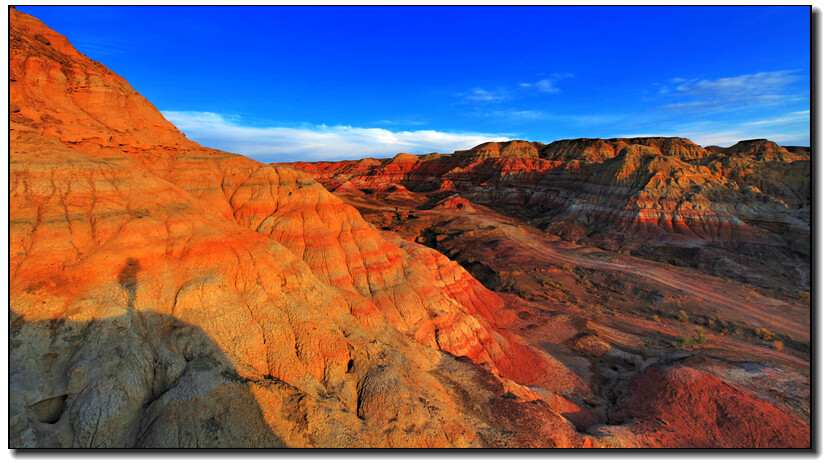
[9,8,810,448]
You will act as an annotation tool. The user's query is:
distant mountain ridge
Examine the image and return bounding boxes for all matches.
[284,136,810,293]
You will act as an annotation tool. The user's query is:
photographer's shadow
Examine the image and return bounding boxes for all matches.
[10,258,288,448]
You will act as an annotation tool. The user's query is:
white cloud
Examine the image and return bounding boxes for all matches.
[679,130,809,148]
[372,119,426,126]
[163,111,512,162]
[504,110,546,119]
[519,79,561,94]
[619,112,810,147]
[518,74,573,94]
[468,109,548,120]
[674,71,798,97]
[459,73,573,104]
[457,88,512,103]
[658,70,804,113]
[742,110,810,126]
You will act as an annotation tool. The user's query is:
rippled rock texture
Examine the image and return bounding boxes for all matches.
[9,9,586,448]
[285,136,810,295]
[9,8,810,449]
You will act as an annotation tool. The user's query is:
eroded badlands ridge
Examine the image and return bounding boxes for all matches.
[285,141,813,447]
[287,138,810,295]
[10,9,810,448]
[10,9,579,447]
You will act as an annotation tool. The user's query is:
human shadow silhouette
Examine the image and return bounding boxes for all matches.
[9,258,288,448]
[117,257,141,311]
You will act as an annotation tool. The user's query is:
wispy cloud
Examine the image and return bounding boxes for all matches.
[468,109,548,120]
[458,73,573,105]
[456,88,512,103]
[673,71,798,97]
[742,110,810,126]
[518,73,574,94]
[519,79,561,94]
[502,110,546,119]
[674,130,808,148]
[71,37,133,57]
[618,110,810,147]
[163,111,511,162]
[657,70,803,113]
[372,119,427,126]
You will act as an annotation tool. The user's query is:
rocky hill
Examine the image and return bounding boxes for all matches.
[9,9,588,447]
[10,8,810,449]
[285,136,810,295]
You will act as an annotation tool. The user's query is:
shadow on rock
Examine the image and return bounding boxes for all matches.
[117,258,141,311]
[9,303,288,448]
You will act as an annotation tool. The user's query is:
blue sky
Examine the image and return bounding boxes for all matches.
[19,6,811,162]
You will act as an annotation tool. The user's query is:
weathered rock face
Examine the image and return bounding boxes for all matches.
[541,137,709,163]
[9,8,811,450]
[284,158,812,449]
[597,364,810,448]
[280,119,810,449]
[285,135,810,294]
[10,9,586,448]
[455,140,544,159]
[9,12,188,158]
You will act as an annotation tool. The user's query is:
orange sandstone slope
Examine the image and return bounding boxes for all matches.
[9,9,585,448]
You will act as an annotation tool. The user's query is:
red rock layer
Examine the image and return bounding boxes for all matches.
[540,137,710,163]
[9,9,575,447]
[9,5,551,384]
[603,365,810,448]
[285,137,810,284]
[454,140,544,159]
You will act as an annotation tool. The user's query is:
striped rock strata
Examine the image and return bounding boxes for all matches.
[9,9,582,448]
